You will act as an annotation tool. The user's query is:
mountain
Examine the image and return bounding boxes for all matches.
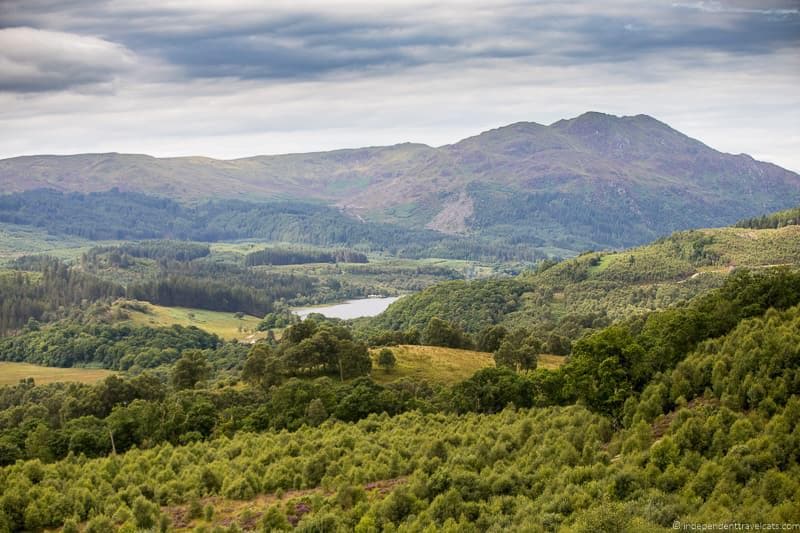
[2,112,799,252]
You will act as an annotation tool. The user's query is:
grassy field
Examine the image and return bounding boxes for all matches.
[0,362,115,386]
[116,301,267,342]
[370,345,494,384]
[368,345,566,385]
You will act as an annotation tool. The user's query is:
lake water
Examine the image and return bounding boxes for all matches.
[293,296,402,320]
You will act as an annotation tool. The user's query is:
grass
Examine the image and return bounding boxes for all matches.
[0,362,115,386]
[116,301,267,342]
[538,353,568,370]
[369,345,567,385]
[370,345,494,384]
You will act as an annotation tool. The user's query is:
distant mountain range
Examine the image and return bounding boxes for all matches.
[2,112,798,252]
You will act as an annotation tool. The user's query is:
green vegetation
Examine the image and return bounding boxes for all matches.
[0,258,123,336]
[243,319,372,384]
[0,189,439,250]
[2,306,799,532]
[365,278,526,334]
[118,300,264,342]
[0,320,221,370]
[0,363,115,386]
[369,345,495,385]
[1,205,800,531]
[736,205,800,229]
[366,225,800,344]
[0,223,97,261]
[245,247,368,266]
[84,241,211,263]
[376,348,396,373]
[0,189,549,261]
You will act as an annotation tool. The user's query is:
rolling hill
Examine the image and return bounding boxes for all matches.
[1,112,799,252]
[364,219,800,342]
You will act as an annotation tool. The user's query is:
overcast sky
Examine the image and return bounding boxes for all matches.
[1,0,798,170]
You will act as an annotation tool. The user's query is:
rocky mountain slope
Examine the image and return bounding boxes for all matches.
[2,112,798,250]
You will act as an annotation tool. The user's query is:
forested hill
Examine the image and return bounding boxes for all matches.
[363,220,800,344]
[0,189,543,261]
[2,112,799,252]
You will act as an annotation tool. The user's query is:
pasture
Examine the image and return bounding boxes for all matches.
[0,362,115,386]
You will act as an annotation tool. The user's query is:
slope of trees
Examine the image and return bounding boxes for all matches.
[363,222,800,346]
[0,257,289,334]
[366,278,528,335]
[0,267,799,530]
[0,189,441,251]
[84,241,211,264]
[1,362,798,531]
[126,276,275,317]
[0,259,123,336]
[0,189,551,261]
[0,321,221,370]
[736,205,800,229]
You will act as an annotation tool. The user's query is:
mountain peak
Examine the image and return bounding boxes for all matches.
[551,111,664,128]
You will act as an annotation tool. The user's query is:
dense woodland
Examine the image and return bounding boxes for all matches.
[84,242,211,265]
[736,206,800,229]
[0,189,549,261]
[245,248,368,266]
[0,267,798,531]
[0,257,286,331]
[0,259,123,336]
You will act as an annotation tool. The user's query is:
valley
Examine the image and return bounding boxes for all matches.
[3,0,799,527]
[0,120,798,532]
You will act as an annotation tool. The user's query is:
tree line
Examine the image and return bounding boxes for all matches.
[245,247,368,266]
[735,206,800,229]
[1,258,279,333]
[83,241,211,265]
[0,259,123,336]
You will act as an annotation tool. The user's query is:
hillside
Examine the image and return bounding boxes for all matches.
[115,301,265,343]
[2,112,798,252]
[2,287,799,531]
[1,228,799,531]
[365,222,800,342]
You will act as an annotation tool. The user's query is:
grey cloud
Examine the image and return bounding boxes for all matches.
[0,26,136,92]
[672,1,799,16]
[555,13,799,65]
[0,0,797,173]
[0,0,798,88]
[123,14,464,80]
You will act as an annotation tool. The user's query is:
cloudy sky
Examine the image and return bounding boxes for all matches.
[1,0,798,170]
